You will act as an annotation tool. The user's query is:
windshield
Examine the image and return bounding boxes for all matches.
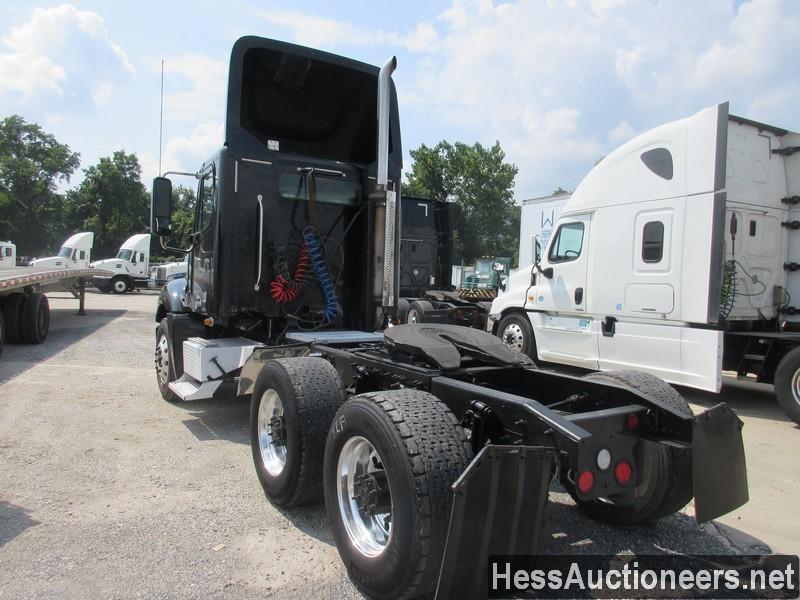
[57,246,72,258]
[117,249,133,261]
[279,174,359,206]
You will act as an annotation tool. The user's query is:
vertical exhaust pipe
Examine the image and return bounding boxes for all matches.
[372,56,398,314]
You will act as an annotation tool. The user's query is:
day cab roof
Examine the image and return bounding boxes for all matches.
[223,35,401,171]
[120,233,151,251]
[561,103,730,219]
[62,232,94,248]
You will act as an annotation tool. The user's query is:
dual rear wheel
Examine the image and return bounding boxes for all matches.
[249,358,472,599]
[1,292,50,345]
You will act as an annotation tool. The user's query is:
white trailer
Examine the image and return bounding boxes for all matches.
[28,232,94,269]
[490,102,800,423]
[518,193,570,267]
[90,233,152,293]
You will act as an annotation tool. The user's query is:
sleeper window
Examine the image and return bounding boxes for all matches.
[548,222,585,263]
[642,221,664,263]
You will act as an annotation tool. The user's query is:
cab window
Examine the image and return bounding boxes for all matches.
[198,170,216,232]
[548,222,585,263]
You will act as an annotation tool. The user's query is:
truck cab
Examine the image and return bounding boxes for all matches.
[0,241,15,269]
[29,232,93,269]
[491,102,800,423]
[91,233,151,293]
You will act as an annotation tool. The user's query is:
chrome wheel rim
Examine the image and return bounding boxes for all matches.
[791,369,800,404]
[258,389,287,476]
[408,309,419,324]
[337,436,392,557]
[502,322,525,351]
[155,334,170,386]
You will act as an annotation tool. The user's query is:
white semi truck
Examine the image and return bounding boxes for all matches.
[0,241,16,269]
[90,233,151,293]
[489,102,800,423]
[28,232,94,269]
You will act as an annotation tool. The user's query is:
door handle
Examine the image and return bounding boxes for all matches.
[574,287,584,304]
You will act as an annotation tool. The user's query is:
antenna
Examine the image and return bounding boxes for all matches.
[158,59,164,176]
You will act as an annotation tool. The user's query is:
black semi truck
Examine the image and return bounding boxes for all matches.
[151,37,748,600]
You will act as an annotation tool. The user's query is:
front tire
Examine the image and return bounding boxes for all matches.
[111,276,128,294]
[562,370,694,525]
[155,318,177,402]
[774,347,800,425]
[324,390,473,599]
[250,358,343,507]
[497,313,535,358]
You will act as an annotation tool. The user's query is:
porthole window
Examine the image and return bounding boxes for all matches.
[641,148,673,180]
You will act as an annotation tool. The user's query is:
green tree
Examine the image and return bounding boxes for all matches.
[404,141,519,263]
[66,151,150,258]
[166,185,195,251]
[0,115,80,255]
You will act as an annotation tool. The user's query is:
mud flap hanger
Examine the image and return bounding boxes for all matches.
[435,445,555,600]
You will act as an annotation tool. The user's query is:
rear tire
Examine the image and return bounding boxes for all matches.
[773,347,800,425]
[21,293,49,344]
[155,318,177,402]
[562,370,694,525]
[406,300,431,324]
[2,293,25,344]
[324,389,473,600]
[250,358,344,507]
[497,313,535,358]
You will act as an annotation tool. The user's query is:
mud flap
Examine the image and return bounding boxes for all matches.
[692,403,748,523]
[435,445,555,600]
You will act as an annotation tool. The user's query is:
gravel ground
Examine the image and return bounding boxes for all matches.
[0,291,794,599]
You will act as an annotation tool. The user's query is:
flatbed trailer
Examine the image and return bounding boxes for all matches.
[0,266,111,352]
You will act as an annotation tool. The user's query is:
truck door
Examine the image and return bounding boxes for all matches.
[526,214,598,369]
[190,164,217,313]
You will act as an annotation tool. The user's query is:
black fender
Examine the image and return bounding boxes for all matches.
[156,277,187,323]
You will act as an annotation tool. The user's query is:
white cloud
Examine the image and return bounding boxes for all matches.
[252,9,439,53]
[607,120,636,145]
[162,54,228,122]
[140,121,224,183]
[0,4,133,112]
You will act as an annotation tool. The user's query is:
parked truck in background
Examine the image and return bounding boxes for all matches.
[0,241,15,269]
[490,102,800,424]
[518,193,570,267]
[149,37,748,600]
[90,233,151,293]
[28,232,93,270]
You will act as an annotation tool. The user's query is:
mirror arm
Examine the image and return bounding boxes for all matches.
[159,236,191,256]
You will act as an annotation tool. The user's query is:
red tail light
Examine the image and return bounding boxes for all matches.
[615,461,633,485]
[577,470,594,494]
[627,413,639,431]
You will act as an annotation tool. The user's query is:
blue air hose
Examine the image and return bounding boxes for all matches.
[304,230,340,322]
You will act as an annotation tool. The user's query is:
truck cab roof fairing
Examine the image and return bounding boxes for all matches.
[224,36,402,174]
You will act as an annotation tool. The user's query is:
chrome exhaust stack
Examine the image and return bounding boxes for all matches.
[372,56,398,316]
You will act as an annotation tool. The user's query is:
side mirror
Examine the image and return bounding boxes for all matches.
[491,262,505,273]
[542,267,554,279]
[534,235,542,264]
[151,177,173,236]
